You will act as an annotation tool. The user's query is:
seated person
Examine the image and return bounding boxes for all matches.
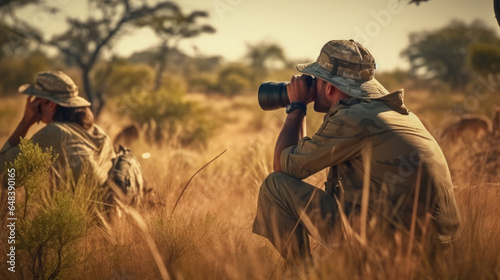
[0,71,115,187]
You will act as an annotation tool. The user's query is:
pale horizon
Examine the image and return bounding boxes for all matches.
[16,0,500,72]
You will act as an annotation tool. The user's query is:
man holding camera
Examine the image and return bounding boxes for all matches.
[252,40,461,267]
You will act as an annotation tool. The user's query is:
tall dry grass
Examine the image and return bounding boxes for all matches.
[1,92,499,279]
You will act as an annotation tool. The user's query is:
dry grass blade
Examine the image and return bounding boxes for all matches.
[115,199,171,280]
[171,149,227,215]
[334,196,362,244]
[52,188,116,207]
[300,212,331,252]
[406,162,423,276]
[360,143,372,245]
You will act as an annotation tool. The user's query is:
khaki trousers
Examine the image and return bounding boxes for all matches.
[252,172,338,264]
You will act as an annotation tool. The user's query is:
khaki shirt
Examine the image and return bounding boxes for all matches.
[1,122,116,187]
[281,90,460,242]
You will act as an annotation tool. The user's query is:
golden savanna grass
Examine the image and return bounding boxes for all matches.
[1,86,500,279]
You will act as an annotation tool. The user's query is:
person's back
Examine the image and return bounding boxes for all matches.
[329,91,459,243]
[29,121,115,186]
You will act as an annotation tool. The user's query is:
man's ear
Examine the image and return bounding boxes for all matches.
[48,101,58,112]
[325,82,336,97]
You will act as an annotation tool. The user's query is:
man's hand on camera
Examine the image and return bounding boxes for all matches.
[287,74,316,104]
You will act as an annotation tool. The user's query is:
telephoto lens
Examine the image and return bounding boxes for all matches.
[258,75,315,110]
[258,82,289,110]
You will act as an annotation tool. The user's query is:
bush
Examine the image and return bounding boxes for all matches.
[0,51,52,95]
[17,195,85,279]
[187,73,217,93]
[4,138,96,279]
[5,138,56,213]
[113,77,215,147]
[469,43,500,75]
[93,61,156,96]
[375,69,412,92]
[213,64,253,95]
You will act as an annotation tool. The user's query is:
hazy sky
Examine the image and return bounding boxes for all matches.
[19,0,499,71]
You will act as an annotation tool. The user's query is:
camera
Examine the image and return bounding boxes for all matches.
[258,75,315,110]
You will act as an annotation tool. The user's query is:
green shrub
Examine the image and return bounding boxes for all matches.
[375,69,412,92]
[0,51,52,95]
[113,78,215,147]
[6,138,56,215]
[469,43,500,75]
[17,195,85,279]
[94,62,156,96]
[187,73,217,93]
[5,138,102,279]
[213,64,253,95]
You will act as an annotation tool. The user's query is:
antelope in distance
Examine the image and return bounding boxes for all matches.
[114,123,141,147]
[441,107,500,143]
[493,105,500,135]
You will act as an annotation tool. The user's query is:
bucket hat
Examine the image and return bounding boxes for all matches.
[18,71,91,107]
[297,40,389,99]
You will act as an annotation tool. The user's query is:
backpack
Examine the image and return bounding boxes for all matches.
[107,145,145,205]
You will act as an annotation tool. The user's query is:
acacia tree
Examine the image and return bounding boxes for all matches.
[0,0,41,8]
[495,0,500,28]
[134,8,215,90]
[409,0,428,4]
[469,43,500,75]
[401,20,500,89]
[0,0,182,116]
[244,42,286,84]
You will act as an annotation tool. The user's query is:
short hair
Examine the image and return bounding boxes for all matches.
[52,106,94,130]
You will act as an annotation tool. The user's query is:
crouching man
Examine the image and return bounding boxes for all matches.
[252,40,461,267]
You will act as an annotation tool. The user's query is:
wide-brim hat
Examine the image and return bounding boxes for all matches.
[18,71,91,107]
[296,40,389,99]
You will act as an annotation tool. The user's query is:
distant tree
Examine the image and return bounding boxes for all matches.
[0,5,38,60]
[245,42,287,81]
[0,50,52,94]
[495,0,500,28]
[192,46,222,72]
[407,0,500,28]
[215,63,252,95]
[0,0,181,116]
[0,17,52,94]
[401,20,500,89]
[0,23,13,59]
[469,43,500,75]
[134,7,215,90]
[0,0,41,8]
[93,57,155,97]
[409,0,428,4]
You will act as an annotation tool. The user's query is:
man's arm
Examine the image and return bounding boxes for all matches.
[273,74,316,172]
[8,121,33,147]
[273,110,306,172]
[6,96,42,146]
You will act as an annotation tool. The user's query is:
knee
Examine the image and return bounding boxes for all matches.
[261,171,287,189]
[259,172,294,198]
[264,171,288,183]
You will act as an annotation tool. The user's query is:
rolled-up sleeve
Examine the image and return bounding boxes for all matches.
[280,112,367,179]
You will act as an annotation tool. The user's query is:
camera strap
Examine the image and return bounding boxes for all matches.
[325,166,344,206]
